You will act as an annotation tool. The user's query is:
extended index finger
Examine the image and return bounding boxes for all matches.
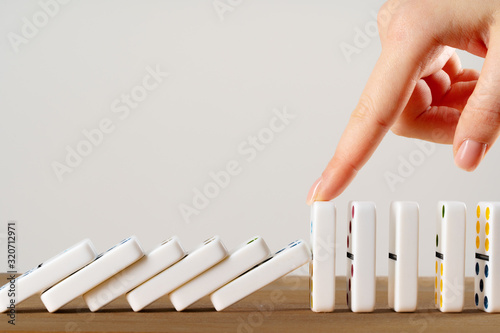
[311,43,430,201]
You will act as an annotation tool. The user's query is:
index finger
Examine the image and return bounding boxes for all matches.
[308,44,428,203]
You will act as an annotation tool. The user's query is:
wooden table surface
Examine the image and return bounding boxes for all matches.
[1,274,498,333]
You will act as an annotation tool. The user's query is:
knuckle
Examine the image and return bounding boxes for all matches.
[384,15,409,43]
[467,80,500,125]
[390,127,405,137]
[376,4,390,29]
[390,119,411,137]
[352,95,391,132]
[468,98,500,126]
[377,0,401,29]
[390,103,426,138]
[383,0,429,43]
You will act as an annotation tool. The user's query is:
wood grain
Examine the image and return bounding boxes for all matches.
[0,274,497,333]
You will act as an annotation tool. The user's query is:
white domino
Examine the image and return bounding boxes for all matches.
[435,201,466,312]
[211,239,311,311]
[83,236,186,312]
[388,201,419,312]
[346,201,376,312]
[41,236,144,312]
[169,236,271,311]
[310,201,336,312]
[0,239,97,313]
[127,236,228,311]
[474,202,500,312]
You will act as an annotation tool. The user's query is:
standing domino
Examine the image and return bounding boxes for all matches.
[83,236,186,311]
[127,236,228,311]
[310,201,336,312]
[169,236,271,311]
[0,239,97,313]
[210,240,311,311]
[41,236,144,312]
[435,201,466,312]
[346,201,376,312]
[388,201,419,312]
[475,202,500,312]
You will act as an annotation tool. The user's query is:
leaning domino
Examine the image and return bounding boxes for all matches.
[310,201,336,312]
[475,202,500,312]
[127,236,228,311]
[41,236,144,312]
[169,236,271,311]
[0,239,97,313]
[83,236,186,312]
[388,201,419,312]
[210,239,311,311]
[346,201,376,312]
[435,201,466,312]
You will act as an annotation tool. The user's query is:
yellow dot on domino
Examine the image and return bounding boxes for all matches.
[435,276,437,289]
[485,238,490,252]
[486,207,490,220]
[486,222,490,236]
[477,205,481,219]
[440,295,443,308]
[440,263,443,276]
[476,221,480,234]
[476,236,480,249]
[434,292,437,304]
[440,279,443,292]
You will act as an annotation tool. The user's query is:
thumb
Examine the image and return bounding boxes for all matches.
[453,28,500,171]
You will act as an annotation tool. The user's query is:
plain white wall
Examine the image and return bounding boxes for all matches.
[0,0,490,277]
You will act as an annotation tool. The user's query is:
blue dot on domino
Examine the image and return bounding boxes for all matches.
[485,296,489,309]
[475,293,479,306]
[480,279,484,292]
[475,262,479,275]
[485,265,489,278]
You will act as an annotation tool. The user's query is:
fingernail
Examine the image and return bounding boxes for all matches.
[454,139,487,171]
[306,177,322,205]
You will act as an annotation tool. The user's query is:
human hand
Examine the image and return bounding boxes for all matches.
[307,0,500,204]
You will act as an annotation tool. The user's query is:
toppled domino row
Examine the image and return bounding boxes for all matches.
[310,200,500,314]
[0,235,310,313]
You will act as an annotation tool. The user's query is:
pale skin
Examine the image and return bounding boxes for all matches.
[307,0,500,204]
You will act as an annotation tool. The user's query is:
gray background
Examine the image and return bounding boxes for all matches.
[0,0,490,277]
